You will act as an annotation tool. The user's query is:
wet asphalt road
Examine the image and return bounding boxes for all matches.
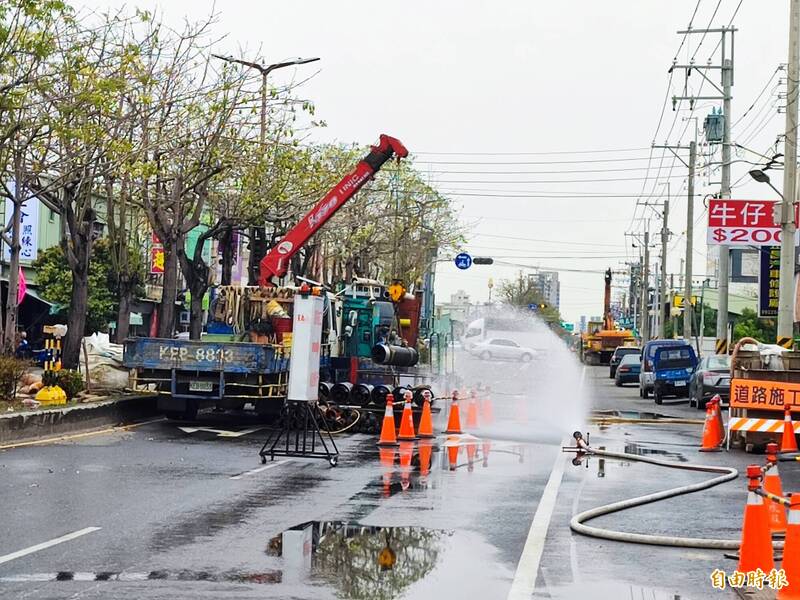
[0,357,793,599]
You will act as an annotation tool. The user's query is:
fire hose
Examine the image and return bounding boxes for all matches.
[569,432,785,550]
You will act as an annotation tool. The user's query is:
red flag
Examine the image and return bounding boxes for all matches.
[17,267,26,304]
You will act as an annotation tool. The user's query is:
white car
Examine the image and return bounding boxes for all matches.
[469,338,539,362]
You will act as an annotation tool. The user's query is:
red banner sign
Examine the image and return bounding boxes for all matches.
[707,199,799,246]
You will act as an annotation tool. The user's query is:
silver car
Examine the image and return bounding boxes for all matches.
[469,338,538,362]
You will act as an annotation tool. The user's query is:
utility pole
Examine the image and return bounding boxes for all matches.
[778,0,800,349]
[660,195,670,339]
[684,140,696,341]
[652,139,697,341]
[671,26,735,354]
[641,230,650,343]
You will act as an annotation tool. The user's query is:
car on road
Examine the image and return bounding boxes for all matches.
[639,339,689,398]
[614,353,641,386]
[609,346,640,378]
[689,354,731,409]
[469,338,539,362]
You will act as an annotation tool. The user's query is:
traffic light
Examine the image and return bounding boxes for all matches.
[539,303,548,310]
[473,257,494,265]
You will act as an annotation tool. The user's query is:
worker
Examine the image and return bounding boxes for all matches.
[15,331,30,359]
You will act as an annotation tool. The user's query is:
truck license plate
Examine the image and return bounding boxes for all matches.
[189,381,213,392]
[674,381,686,387]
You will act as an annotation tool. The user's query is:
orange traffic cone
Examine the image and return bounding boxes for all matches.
[466,441,477,472]
[699,399,723,452]
[781,405,799,454]
[397,391,417,441]
[711,397,726,446]
[377,393,400,447]
[379,446,396,497]
[417,390,435,439]
[764,442,788,535]
[418,439,433,477]
[778,494,800,600]
[482,440,492,468]
[399,441,413,491]
[445,390,463,434]
[447,445,460,471]
[738,465,775,573]
[481,388,494,426]
[466,390,479,429]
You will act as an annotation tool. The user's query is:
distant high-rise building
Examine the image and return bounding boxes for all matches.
[529,271,560,309]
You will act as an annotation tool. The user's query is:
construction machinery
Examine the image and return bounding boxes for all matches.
[580,269,635,365]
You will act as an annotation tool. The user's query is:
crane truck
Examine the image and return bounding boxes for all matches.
[580,269,635,365]
[123,135,409,419]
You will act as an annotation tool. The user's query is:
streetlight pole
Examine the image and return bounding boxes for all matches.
[211,54,320,284]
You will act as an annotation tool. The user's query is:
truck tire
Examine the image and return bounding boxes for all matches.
[654,388,663,405]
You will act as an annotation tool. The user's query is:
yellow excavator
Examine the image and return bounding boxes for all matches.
[580,269,635,365]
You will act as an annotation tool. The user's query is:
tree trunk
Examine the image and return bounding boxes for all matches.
[63,245,89,369]
[116,274,133,342]
[3,199,21,353]
[158,241,179,339]
[220,225,234,285]
[189,282,205,340]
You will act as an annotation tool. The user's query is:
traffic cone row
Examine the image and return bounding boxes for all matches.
[377,389,436,445]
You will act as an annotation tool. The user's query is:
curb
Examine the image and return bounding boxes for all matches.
[0,394,158,446]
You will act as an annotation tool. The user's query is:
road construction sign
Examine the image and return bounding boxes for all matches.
[731,378,800,412]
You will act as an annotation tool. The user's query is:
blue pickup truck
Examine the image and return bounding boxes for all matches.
[124,337,291,419]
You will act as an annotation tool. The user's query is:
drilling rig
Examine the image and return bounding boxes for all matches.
[580,269,635,365]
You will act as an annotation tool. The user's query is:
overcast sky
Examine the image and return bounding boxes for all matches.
[79,0,791,322]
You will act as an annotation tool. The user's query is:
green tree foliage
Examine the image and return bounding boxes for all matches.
[733,308,777,343]
[497,271,562,323]
[33,238,117,334]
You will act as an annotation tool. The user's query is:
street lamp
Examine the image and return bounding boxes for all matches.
[748,169,785,200]
[749,165,795,347]
[211,55,320,146]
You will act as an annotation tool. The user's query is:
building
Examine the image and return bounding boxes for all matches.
[529,271,560,310]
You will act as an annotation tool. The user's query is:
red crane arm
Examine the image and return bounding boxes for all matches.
[258,134,409,286]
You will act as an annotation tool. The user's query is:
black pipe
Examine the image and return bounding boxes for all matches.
[331,382,353,405]
[371,384,391,407]
[318,381,334,401]
[352,383,374,407]
[371,343,419,367]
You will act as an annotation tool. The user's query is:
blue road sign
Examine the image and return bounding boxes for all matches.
[454,252,472,270]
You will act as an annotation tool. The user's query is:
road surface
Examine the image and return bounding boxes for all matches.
[0,362,790,599]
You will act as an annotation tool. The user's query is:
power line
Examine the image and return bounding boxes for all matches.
[410,155,665,165]
[470,232,622,247]
[411,147,650,156]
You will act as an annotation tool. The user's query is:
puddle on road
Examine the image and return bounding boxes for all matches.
[0,569,282,584]
[273,520,514,599]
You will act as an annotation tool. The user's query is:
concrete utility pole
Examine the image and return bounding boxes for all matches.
[660,195,670,339]
[685,140,696,340]
[672,26,735,354]
[778,0,800,349]
[718,55,733,354]
[641,230,650,343]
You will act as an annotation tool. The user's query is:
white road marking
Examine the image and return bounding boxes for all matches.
[229,459,291,480]
[178,426,265,438]
[507,445,568,600]
[0,527,101,565]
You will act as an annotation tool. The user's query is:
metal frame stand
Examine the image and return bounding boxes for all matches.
[259,400,339,466]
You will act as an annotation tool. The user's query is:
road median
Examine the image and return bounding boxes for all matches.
[0,393,158,447]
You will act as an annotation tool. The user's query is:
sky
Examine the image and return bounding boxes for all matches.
[78,0,792,323]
